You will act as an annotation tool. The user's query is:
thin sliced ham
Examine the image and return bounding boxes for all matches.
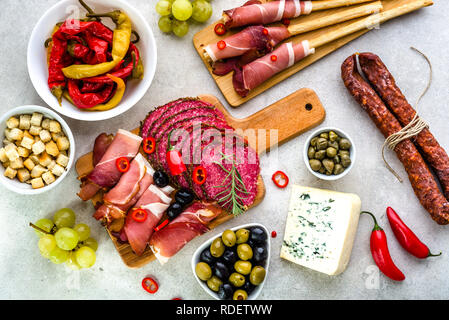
[149,202,222,265]
[78,129,142,201]
[233,40,315,97]
[224,0,312,28]
[93,154,154,223]
[124,184,174,256]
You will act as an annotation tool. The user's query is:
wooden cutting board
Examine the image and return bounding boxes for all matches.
[75,90,325,268]
[193,0,432,107]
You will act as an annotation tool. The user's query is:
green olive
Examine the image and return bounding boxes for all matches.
[309,159,322,172]
[316,138,328,150]
[250,266,266,286]
[229,272,246,287]
[207,276,223,292]
[322,158,335,173]
[234,260,252,275]
[314,150,326,160]
[310,137,319,147]
[195,262,212,281]
[329,131,339,142]
[237,244,253,261]
[319,132,329,140]
[222,230,237,247]
[307,146,316,159]
[235,229,250,244]
[233,289,248,300]
[210,238,225,258]
[326,147,337,158]
[341,154,352,168]
[333,164,345,175]
[339,138,352,150]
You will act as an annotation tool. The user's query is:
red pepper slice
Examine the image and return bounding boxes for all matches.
[142,277,159,294]
[166,131,186,176]
[214,23,227,36]
[272,171,289,188]
[192,166,207,185]
[271,231,277,238]
[262,28,269,35]
[132,208,147,223]
[217,40,226,50]
[153,219,169,232]
[116,157,130,173]
[270,55,277,62]
[172,297,182,300]
[143,137,156,154]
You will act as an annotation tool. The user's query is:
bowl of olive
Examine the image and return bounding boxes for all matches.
[191,223,270,300]
[304,127,356,180]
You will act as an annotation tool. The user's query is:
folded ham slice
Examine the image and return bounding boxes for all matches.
[233,40,315,97]
[93,154,154,223]
[149,202,222,265]
[124,184,174,256]
[78,129,142,201]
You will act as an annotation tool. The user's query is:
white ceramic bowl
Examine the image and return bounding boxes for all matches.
[27,0,157,121]
[303,127,356,181]
[191,223,270,300]
[0,105,75,195]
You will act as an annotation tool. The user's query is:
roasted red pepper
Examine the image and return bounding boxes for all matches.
[143,137,156,154]
[214,23,227,36]
[132,208,147,222]
[80,81,105,93]
[67,79,115,109]
[362,211,405,281]
[116,157,130,173]
[67,42,90,60]
[386,207,441,259]
[83,31,109,64]
[166,131,186,176]
[142,277,159,294]
[192,166,207,185]
[272,171,289,188]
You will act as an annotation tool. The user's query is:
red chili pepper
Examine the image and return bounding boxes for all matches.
[386,207,441,259]
[153,219,169,232]
[83,31,109,64]
[282,18,290,26]
[67,79,115,109]
[271,231,277,238]
[214,23,227,36]
[262,28,269,35]
[116,157,130,173]
[143,137,156,154]
[172,297,182,300]
[166,131,186,176]
[272,171,289,188]
[132,208,148,223]
[217,40,226,50]
[362,211,405,281]
[192,166,207,185]
[142,277,159,294]
[270,55,277,62]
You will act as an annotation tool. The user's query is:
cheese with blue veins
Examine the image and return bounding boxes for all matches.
[280,185,361,276]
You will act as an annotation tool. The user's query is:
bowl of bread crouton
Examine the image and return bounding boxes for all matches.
[0,105,75,194]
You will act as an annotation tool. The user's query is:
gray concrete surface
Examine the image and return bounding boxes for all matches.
[1,0,448,300]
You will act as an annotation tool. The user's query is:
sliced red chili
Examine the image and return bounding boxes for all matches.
[272,171,289,188]
[172,297,182,300]
[217,40,226,50]
[132,208,147,222]
[116,157,130,173]
[262,28,269,35]
[142,277,159,294]
[214,23,227,36]
[270,55,277,62]
[192,166,207,185]
[143,137,156,154]
[271,231,277,238]
[153,219,169,232]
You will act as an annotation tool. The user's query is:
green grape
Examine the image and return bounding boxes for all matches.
[55,227,79,251]
[83,237,98,252]
[53,208,76,228]
[66,252,82,270]
[74,223,90,242]
[172,0,193,21]
[192,0,212,23]
[38,234,56,257]
[34,218,54,236]
[75,246,96,268]
[173,20,189,37]
[156,0,172,16]
[158,15,173,33]
[49,247,69,264]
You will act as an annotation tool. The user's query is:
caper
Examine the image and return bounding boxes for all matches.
[229,272,246,287]
[207,276,223,292]
[341,154,352,168]
[210,238,225,258]
[329,131,339,142]
[222,230,237,247]
[319,167,326,174]
[309,159,322,172]
[310,137,319,147]
[333,155,340,164]
[235,229,250,244]
[249,266,266,286]
[334,164,345,175]
[195,262,212,281]
[338,150,350,157]
[325,170,332,176]
[233,289,248,300]
[234,260,252,275]
[307,146,316,159]
[328,140,339,150]
[237,244,253,261]
[339,138,352,150]
[315,150,326,160]
[326,147,337,158]
[322,158,335,173]
[316,138,328,150]
[319,132,329,139]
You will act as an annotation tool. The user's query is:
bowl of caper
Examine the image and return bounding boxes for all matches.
[304,127,356,180]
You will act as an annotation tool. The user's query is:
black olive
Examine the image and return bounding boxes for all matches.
[153,170,169,188]
[200,248,216,265]
[222,249,237,268]
[250,227,267,243]
[243,280,255,294]
[218,283,234,300]
[214,261,230,281]
[253,245,268,263]
[167,202,183,220]
[175,188,195,205]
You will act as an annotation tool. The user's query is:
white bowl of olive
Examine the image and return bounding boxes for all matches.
[191,223,270,300]
[304,127,356,181]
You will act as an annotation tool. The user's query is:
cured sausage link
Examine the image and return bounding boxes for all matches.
[358,52,449,201]
[341,54,449,225]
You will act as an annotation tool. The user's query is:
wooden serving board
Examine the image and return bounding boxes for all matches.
[193,0,432,107]
[75,90,325,268]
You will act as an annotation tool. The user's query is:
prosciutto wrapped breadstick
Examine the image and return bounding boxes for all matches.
[78,129,142,200]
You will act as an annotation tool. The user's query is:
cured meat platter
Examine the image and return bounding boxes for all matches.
[76,90,325,267]
[193,0,433,107]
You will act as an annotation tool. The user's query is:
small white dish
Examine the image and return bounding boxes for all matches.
[0,105,75,195]
[303,127,356,181]
[27,0,157,121]
[191,223,270,300]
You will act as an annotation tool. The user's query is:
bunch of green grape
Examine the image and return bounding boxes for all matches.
[32,208,98,270]
[156,0,213,37]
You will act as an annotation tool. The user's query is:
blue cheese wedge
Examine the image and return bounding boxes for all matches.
[280,185,361,276]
